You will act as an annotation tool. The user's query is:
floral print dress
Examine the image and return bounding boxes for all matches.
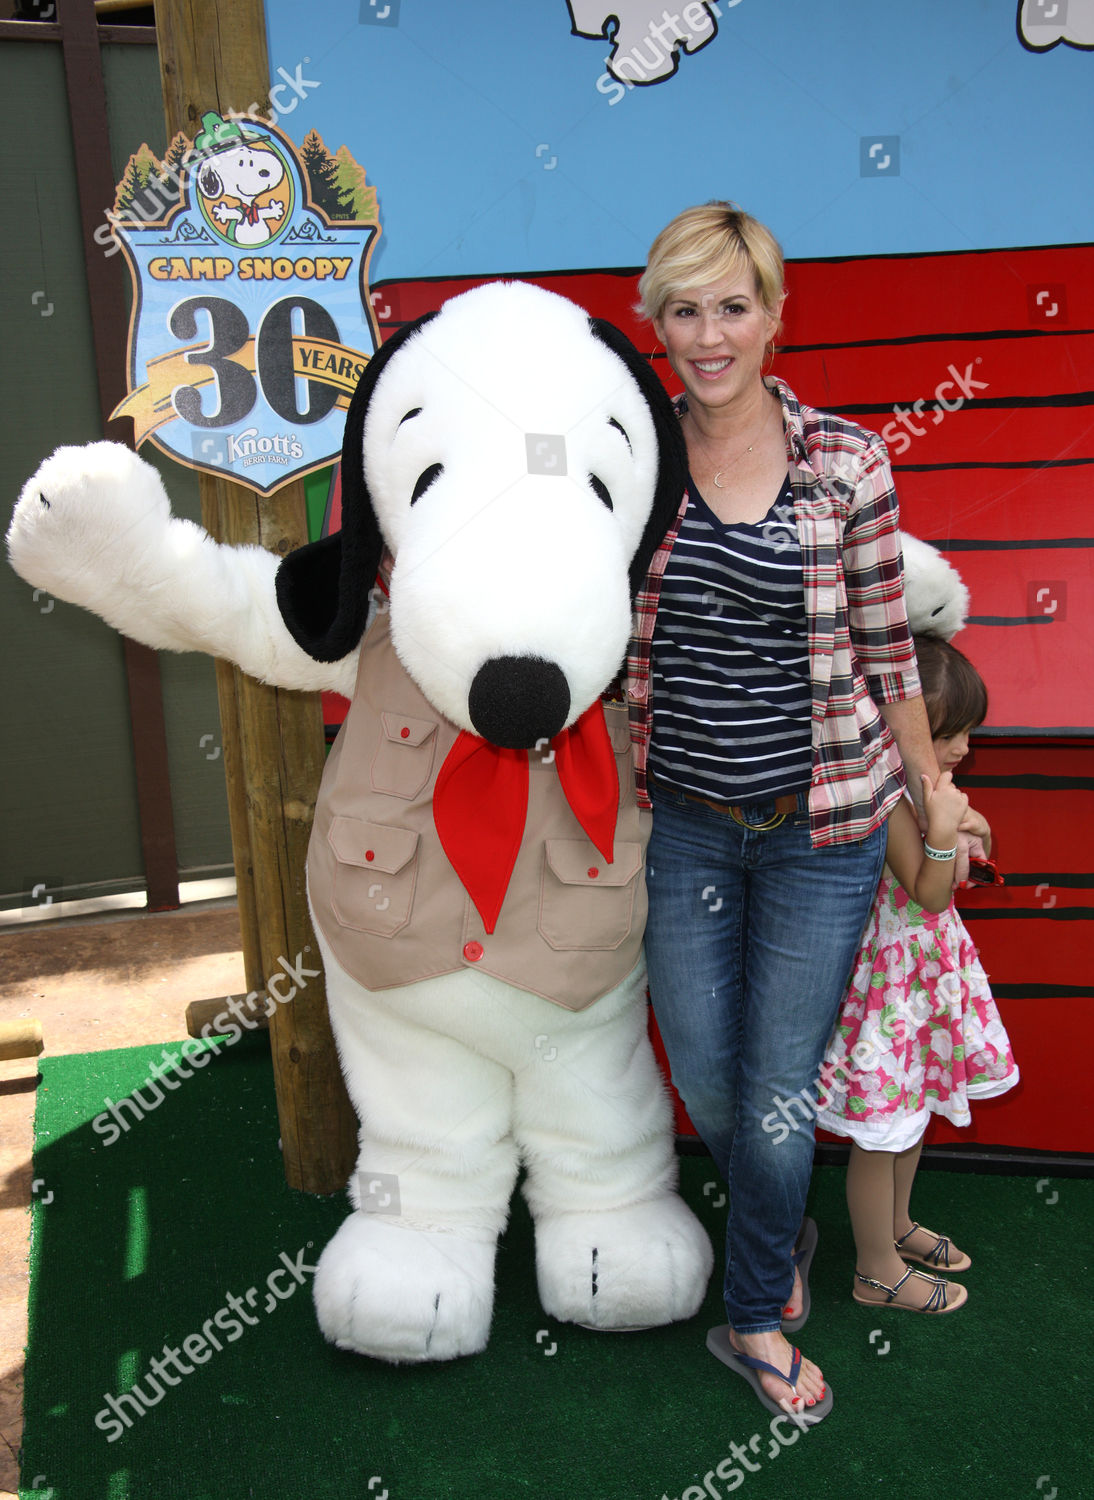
[815,868,1019,1152]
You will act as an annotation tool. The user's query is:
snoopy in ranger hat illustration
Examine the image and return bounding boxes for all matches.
[193,111,288,247]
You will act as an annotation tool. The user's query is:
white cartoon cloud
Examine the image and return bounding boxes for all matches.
[567,0,727,86]
[1018,0,1094,50]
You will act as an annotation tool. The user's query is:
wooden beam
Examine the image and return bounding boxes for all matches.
[186,994,268,1037]
[153,0,357,1194]
[0,20,62,39]
[0,1020,44,1062]
[0,19,155,43]
[56,0,180,912]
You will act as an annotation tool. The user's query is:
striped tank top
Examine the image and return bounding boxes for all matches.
[648,476,813,804]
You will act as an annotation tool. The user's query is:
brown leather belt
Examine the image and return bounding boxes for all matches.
[652,776,800,830]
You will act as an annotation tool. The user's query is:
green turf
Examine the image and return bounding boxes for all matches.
[19,1038,1091,1499]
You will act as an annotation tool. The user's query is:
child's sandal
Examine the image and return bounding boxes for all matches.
[894,1222,971,1272]
[853,1266,966,1314]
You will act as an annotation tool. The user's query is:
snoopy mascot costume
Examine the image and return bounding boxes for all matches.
[9,281,714,1363]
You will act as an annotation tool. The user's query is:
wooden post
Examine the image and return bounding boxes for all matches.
[0,1020,44,1062]
[57,0,181,912]
[153,0,358,1193]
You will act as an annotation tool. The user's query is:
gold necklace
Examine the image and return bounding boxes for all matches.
[686,410,767,488]
[713,453,750,489]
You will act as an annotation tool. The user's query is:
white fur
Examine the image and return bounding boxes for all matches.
[366,283,660,731]
[312,920,712,1361]
[900,530,969,640]
[7,443,358,696]
[313,1216,498,1363]
[6,283,713,1364]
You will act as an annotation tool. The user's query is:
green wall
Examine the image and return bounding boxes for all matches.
[1,38,232,911]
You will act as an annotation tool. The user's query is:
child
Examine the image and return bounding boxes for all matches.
[815,635,1019,1312]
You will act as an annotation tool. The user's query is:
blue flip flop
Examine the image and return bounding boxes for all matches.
[781,1216,818,1335]
[706,1325,833,1423]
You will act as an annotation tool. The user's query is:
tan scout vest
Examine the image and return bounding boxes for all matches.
[307,609,650,1010]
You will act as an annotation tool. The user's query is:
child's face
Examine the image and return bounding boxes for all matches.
[933,725,973,772]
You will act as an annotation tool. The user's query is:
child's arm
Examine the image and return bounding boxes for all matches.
[884,773,970,913]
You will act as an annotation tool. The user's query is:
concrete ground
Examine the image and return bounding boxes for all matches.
[0,897,247,1498]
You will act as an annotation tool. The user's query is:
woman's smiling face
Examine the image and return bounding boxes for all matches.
[653,275,780,411]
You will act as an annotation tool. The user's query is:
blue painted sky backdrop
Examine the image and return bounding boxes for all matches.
[264,0,1092,283]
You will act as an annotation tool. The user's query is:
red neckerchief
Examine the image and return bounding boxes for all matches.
[242,200,261,225]
[433,702,618,933]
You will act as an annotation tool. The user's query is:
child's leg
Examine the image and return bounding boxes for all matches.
[846,1142,966,1311]
[891,1134,924,1239]
[846,1143,902,1281]
[892,1134,972,1271]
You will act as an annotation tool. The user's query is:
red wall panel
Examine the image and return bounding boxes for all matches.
[335,250,1092,1156]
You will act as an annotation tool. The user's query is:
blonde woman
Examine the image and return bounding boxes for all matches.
[630,201,945,1422]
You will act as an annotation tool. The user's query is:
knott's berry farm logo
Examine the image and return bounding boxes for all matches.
[109,112,380,495]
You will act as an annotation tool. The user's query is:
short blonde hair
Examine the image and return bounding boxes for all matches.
[637,201,786,329]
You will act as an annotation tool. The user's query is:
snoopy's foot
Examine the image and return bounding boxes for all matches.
[313,1212,497,1363]
[533,1194,714,1330]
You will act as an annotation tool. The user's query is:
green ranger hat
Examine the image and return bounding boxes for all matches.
[189,111,268,159]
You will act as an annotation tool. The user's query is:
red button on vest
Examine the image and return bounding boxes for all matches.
[365,850,375,862]
[463,941,484,962]
[587,867,599,878]
[400,726,410,738]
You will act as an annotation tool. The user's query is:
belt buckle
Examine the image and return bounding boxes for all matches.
[728,803,788,832]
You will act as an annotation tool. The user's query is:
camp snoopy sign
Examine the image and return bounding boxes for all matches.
[110,112,381,494]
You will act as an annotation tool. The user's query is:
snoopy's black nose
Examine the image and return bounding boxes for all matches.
[468,656,570,749]
[260,168,270,177]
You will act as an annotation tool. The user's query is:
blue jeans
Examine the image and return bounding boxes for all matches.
[645,782,885,1333]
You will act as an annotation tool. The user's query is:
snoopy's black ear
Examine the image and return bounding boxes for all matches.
[275,533,348,660]
[198,166,222,199]
[337,311,439,550]
[589,316,687,598]
[275,310,439,661]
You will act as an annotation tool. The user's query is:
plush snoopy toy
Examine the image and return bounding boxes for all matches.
[899,530,969,640]
[8,281,714,1363]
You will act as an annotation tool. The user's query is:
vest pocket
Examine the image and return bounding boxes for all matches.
[328,817,418,937]
[538,839,643,951]
[371,712,438,799]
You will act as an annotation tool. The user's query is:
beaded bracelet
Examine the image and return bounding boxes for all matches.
[924,842,957,861]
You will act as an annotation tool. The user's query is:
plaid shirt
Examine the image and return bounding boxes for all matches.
[627,377,921,846]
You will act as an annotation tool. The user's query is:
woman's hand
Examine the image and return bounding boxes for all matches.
[952,832,995,888]
[958,804,992,847]
[921,771,968,846]
[878,697,941,825]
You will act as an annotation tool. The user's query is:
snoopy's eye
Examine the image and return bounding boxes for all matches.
[608,417,631,452]
[931,604,943,616]
[398,408,422,427]
[411,464,443,505]
[589,475,613,512]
